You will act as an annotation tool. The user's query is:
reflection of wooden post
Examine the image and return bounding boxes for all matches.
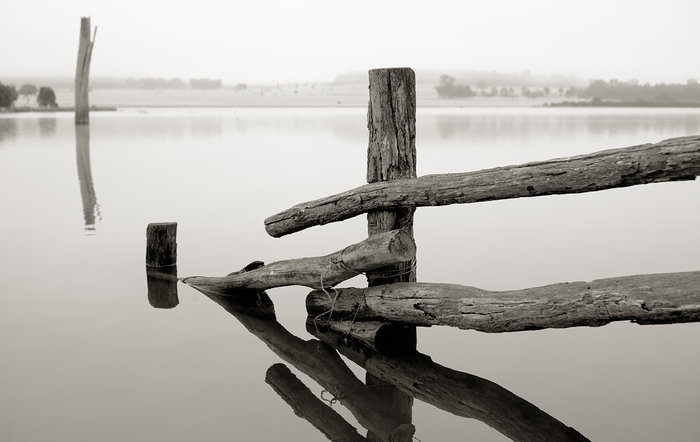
[75,17,96,125]
[75,125,98,230]
[146,223,178,308]
[365,68,417,440]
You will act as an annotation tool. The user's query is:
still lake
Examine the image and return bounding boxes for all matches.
[1,107,699,441]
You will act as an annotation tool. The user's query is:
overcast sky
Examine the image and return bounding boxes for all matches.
[2,0,700,84]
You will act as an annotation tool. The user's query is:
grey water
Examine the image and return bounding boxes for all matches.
[1,107,699,441]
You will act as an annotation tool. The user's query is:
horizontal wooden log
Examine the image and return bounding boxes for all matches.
[265,363,367,442]
[202,291,415,441]
[265,135,700,237]
[308,322,590,442]
[181,229,414,294]
[306,271,700,333]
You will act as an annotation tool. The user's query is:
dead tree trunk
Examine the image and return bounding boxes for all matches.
[181,228,414,294]
[265,363,368,442]
[75,17,96,125]
[308,323,590,442]
[265,135,700,237]
[307,271,700,333]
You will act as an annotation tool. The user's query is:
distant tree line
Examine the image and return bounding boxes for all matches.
[0,81,57,109]
[188,78,223,89]
[577,78,700,104]
[435,75,476,98]
[122,77,223,90]
[125,77,187,89]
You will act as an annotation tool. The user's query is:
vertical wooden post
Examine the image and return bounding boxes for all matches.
[146,222,178,308]
[75,17,96,125]
[366,67,417,285]
[146,223,177,267]
[365,67,417,441]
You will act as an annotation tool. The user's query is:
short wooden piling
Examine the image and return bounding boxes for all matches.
[146,222,178,308]
[146,222,177,267]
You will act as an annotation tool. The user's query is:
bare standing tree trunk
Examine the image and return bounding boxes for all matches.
[75,17,97,125]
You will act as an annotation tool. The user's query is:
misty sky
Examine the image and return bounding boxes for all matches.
[2,0,700,84]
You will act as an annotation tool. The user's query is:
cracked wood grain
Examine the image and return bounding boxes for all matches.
[181,229,415,294]
[265,135,700,237]
[306,271,700,332]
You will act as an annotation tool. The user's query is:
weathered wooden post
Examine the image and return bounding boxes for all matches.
[365,67,417,440]
[146,222,178,308]
[75,17,96,125]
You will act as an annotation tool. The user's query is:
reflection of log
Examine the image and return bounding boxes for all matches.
[203,292,415,441]
[265,135,700,237]
[75,17,97,124]
[182,229,415,294]
[146,266,179,309]
[75,125,99,230]
[308,321,590,442]
[306,271,700,333]
[265,363,367,442]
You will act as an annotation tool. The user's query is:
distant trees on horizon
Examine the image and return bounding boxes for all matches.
[433,74,700,104]
[37,87,57,108]
[578,78,700,104]
[0,82,18,109]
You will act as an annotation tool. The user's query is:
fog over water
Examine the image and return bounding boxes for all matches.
[2,0,700,83]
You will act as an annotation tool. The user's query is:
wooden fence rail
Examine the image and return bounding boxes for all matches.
[265,136,700,237]
[307,271,700,333]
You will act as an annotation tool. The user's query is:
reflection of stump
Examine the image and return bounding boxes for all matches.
[146,222,178,308]
[147,266,179,309]
[76,124,99,230]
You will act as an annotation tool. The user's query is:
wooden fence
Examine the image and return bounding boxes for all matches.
[143,66,700,441]
[180,67,700,333]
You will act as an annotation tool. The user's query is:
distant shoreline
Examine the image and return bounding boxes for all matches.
[545,99,700,108]
[1,105,117,113]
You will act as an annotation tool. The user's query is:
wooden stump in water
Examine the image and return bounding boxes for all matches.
[146,222,178,308]
[146,222,177,267]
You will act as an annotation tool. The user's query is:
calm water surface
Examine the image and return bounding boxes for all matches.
[1,107,699,441]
